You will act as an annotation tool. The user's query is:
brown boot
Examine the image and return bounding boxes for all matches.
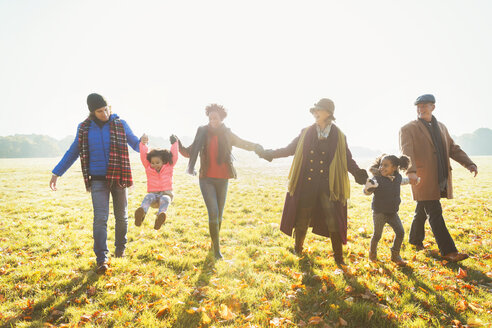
[368,250,377,262]
[391,250,407,266]
[294,229,307,255]
[330,232,344,265]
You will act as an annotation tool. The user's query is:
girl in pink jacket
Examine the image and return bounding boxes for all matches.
[135,134,179,230]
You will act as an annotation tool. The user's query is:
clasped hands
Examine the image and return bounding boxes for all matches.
[140,134,179,145]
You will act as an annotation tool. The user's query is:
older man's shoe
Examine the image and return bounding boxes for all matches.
[442,252,469,262]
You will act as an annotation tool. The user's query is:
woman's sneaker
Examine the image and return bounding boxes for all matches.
[135,207,146,226]
[154,212,166,230]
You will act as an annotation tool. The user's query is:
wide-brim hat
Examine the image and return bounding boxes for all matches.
[310,98,335,119]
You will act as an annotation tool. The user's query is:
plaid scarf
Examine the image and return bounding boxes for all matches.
[78,118,133,191]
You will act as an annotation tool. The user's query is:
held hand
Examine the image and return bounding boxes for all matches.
[354,169,368,185]
[407,172,419,185]
[169,134,178,144]
[50,174,58,191]
[257,149,274,162]
[140,133,149,145]
[467,164,478,177]
[254,144,264,154]
[365,178,378,192]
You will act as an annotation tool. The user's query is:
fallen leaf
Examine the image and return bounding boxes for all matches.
[367,310,374,320]
[456,299,467,312]
[456,268,467,279]
[450,319,461,327]
[202,312,211,324]
[308,316,323,324]
[339,317,348,326]
[219,304,236,320]
[467,317,485,327]
[156,306,170,318]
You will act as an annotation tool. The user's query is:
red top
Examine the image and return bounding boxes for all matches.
[206,135,230,179]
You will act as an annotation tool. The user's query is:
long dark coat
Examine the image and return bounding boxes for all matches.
[269,124,363,244]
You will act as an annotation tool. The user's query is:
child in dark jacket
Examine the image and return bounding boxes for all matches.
[363,154,412,266]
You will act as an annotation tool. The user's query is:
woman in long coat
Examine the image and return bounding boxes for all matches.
[178,104,263,259]
[259,99,367,264]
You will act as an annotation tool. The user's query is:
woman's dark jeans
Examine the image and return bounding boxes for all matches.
[199,177,229,258]
[199,177,229,226]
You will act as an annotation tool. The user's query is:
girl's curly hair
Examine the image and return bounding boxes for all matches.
[369,154,410,175]
[205,104,227,120]
[147,148,173,165]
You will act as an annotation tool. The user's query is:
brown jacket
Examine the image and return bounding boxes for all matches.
[179,125,258,179]
[399,119,475,201]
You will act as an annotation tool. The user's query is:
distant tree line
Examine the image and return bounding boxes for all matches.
[0,129,490,158]
[0,134,193,158]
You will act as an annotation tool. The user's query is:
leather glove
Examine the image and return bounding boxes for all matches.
[354,169,368,185]
[169,134,178,144]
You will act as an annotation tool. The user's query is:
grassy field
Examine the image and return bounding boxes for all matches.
[0,153,491,328]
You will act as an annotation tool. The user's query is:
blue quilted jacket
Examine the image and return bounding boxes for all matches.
[52,114,140,177]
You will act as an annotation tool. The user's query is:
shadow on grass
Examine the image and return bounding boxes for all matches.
[381,262,468,325]
[427,251,492,285]
[1,266,100,328]
[167,251,217,328]
[293,254,398,328]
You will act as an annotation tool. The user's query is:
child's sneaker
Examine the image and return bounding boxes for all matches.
[391,251,407,266]
[154,212,166,230]
[135,207,146,226]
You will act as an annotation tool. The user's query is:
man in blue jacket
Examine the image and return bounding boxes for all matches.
[50,93,140,274]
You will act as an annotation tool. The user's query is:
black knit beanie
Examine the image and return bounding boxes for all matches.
[87,93,108,112]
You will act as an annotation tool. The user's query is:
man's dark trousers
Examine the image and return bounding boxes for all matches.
[409,200,458,256]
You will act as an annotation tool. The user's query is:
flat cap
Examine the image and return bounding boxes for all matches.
[414,94,435,105]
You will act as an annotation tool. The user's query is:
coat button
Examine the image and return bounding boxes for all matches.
[310,168,313,172]
[322,152,325,155]
[308,177,312,180]
[320,169,324,173]
[310,160,313,163]
[310,150,314,154]
[320,161,324,164]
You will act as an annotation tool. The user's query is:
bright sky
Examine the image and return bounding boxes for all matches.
[1,0,491,153]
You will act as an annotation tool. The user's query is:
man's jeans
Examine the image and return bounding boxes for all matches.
[199,178,229,225]
[91,180,128,264]
[409,200,458,256]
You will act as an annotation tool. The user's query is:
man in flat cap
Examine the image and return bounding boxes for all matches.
[399,94,478,262]
[257,98,368,265]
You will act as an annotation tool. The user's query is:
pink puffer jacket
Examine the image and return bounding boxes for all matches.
[139,142,178,192]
